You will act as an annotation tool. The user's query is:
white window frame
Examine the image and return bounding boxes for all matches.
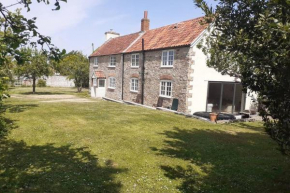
[161,50,174,67]
[160,80,172,98]
[109,55,116,67]
[98,79,106,88]
[130,78,139,92]
[93,57,98,67]
[108,77,116,89]
[131,54,140,68]
[92,78,97,87]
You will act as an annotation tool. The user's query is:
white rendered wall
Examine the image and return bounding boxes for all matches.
[46,76,75,88]
[188,39,256,114]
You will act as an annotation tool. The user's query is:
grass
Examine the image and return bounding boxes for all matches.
[0,87,289,192]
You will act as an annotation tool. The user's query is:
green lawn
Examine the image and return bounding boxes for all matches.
[0,87,289,192]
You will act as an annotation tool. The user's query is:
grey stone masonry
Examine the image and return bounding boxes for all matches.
[142,47,191,112]
[89,46,194,113]
[89,54,123,101]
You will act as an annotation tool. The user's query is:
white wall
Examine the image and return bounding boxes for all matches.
[187,35,257,114]
[46,76,75,88]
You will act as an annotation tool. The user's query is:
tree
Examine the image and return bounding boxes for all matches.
[194,0,290,154]
[0,0,66,135]
[0,1,66,65]
[59,51,89,92]
[15,48,52,93]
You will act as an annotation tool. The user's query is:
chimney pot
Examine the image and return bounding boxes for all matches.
[141,11,150,32]
[144,11,148,19]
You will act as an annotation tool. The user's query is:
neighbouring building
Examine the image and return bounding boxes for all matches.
[89,11,257,115]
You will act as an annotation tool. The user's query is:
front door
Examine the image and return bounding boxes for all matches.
[96,79,106,98]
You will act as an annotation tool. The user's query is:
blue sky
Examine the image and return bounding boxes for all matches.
[2,0,217,56]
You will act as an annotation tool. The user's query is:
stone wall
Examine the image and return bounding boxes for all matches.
[89,54,123,101]
[123,53,143,103]
[46,76,75,87]
[90,46,192,113]
[142,47,191,112]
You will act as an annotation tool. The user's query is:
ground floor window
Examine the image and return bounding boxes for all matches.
[160,81,172,97]
[130,78,138,92]
[109,77,116,89]
[206,82,245,114]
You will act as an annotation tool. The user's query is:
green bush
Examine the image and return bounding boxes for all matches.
[37,79,46,87]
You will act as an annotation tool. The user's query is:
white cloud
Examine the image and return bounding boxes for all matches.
[3,0,103,36]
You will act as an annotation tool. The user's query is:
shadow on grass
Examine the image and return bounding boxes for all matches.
[154,127,290,192]
[0,139,126,193]
[1,104,38,113]
[0,117,18,138]
[231,122,264,131]
[0,103,37,138]
[21,92,66,95]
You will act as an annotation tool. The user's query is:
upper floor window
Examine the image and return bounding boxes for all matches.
[109,56,116,67]
[131,54,140,67]
[160,80,172,97]
[109,77,116,89]
[162,50,174,67]
[93,57,98,67]
[130,78,139,92]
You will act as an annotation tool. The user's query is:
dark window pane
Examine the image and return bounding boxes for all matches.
[207,83,221,113]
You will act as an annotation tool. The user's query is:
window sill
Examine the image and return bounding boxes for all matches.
[131,66,139,69]
[159,95,172,99]
[160,66,173,69]
[130,90,138,93]
[108,66,116,68]
[108,87,115,90]
[93,65,98,68]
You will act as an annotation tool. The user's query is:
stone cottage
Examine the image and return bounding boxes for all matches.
[89,11,256,115]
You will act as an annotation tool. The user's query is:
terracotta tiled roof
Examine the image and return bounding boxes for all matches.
[95,71,106,78]
[126,17,207,53]
[90,33,141,57]
[90,16,207,57]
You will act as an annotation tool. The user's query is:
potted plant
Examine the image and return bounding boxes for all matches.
[209,113,218,122]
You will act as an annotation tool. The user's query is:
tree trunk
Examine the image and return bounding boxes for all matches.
[77,82,83,92]
[32,77,36,94]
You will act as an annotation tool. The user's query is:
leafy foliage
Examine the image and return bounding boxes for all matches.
[37,79,46,87]
[194,0,290,154]
[0,1,66,64]
[0,0,67,128]
[59,51,89,92]
[15,48,52,93]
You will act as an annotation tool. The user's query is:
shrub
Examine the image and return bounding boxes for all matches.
[37,79,46,87]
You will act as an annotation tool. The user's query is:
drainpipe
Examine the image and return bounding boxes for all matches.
[141,39,145,105]
[121,53,124,100]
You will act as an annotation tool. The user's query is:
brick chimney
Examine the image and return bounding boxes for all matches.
[141,11,150,32]
[105,29,120,41]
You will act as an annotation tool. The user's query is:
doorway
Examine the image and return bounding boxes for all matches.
[96,79,106,98]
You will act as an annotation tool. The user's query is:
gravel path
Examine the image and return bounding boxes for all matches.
[11,94,95,103]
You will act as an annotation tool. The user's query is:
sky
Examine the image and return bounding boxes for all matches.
[2,0,217,56]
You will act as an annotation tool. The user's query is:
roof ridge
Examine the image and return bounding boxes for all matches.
[91,38,113,56]
[123,32,145,53]
[146,16,205,32]
[112,31,140,39]
[104,16,205,42]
